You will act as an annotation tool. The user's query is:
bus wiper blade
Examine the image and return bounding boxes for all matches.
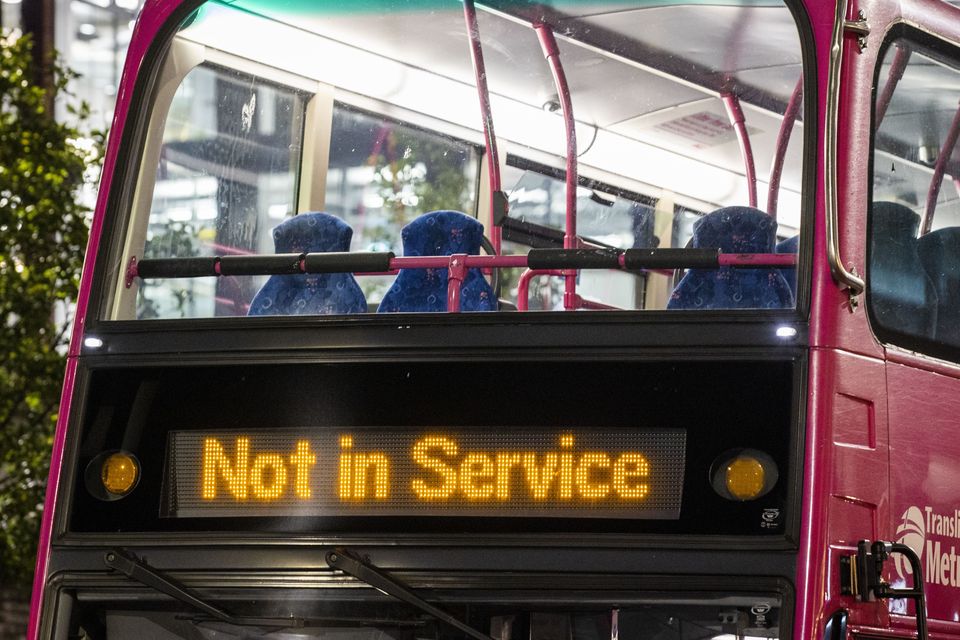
[104,549,303,629]
[325,549,495,640]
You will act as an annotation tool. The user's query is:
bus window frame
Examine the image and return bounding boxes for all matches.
[867,23,960,366]
[325,98,484,218]
[505,154,660,212]
[48,572,796,640]
[109,42,319,320]
[109,36,487,321]
[89,0,819,331]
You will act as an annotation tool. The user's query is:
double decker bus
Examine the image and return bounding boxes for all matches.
[25,0,960,636]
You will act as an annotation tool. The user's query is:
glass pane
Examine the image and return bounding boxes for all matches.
[115,0,807,318]
[871,39,960,355]
[501,162,655,310]
[68,592,785,640]
[138,64,305,319]
[325,105,479,306]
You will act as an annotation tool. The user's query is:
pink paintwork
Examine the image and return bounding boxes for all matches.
[797,0,960,633]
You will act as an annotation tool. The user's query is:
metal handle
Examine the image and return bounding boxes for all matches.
[825,0,866,305]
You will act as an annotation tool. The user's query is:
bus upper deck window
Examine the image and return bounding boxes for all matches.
[869,36,960,360]
[109,0,808,319]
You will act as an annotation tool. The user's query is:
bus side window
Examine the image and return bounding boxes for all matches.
[917,228,960,345]
[868,201,935,339]
[131,63,308,320]
[870,36,960,360]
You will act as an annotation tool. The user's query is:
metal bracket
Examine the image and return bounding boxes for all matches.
[839,540,928,640]
[844,10,870,53]
[846,265,861,311]
[124,256,139,289]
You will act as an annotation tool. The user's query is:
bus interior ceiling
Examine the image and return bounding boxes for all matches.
[174,0,806,232]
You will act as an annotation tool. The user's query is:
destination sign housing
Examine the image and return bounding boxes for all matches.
[162,428,687,519]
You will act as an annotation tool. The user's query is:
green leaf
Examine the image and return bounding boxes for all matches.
[0,30,104,589]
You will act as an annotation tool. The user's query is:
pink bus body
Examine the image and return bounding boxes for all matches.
[26,0,960,637]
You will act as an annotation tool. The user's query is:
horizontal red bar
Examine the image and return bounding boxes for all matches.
[718,253,796,266]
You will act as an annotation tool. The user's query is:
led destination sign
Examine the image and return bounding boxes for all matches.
[162,429,686,519]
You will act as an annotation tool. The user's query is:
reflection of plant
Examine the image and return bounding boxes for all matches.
[362,128,474,301]
[0,32,103,589]
[137,222,198,318]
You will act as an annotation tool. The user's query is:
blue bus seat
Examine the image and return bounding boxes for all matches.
[667,206,794,310]
[917,226,960,344]
[377,210,496,312]
[776,234,799,297]
[248,212,367,316]
[869,202,937,339]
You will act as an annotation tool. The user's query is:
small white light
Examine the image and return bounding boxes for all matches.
[775,326,797,339]
[84,337,104,349]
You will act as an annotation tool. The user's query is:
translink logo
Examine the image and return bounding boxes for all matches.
[895,505,960,588]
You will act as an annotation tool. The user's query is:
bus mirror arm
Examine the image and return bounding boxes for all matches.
[326,549,497,640]
[838,540,928,640]
[103,549,306,628]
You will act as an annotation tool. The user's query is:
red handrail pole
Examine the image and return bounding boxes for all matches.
[463,0,503,254]
[721,91,757,209]
[446,254,468,312]
[717,253,797,266]
[875,44,912,128]
[517,268,565,311]
[767,76,803,218]
[534,23,579,310]
[922,100,960,235]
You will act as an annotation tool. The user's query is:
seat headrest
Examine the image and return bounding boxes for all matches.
[918,227,960,269]
[401,210,484,256]
[272,212,353,254]
[776,235,799,254]
[691,206,777,253]
[873,202,920,239]
[248,212,366,316]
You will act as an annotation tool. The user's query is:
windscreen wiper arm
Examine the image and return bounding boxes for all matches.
[105,548,433,629]
[104,549,305,628]
[326,549,496,640]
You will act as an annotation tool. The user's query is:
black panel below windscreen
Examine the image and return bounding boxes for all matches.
[69,359,797,536]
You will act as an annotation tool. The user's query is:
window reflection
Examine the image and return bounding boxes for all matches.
[326,105,480,305]
[140,65,305,319]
